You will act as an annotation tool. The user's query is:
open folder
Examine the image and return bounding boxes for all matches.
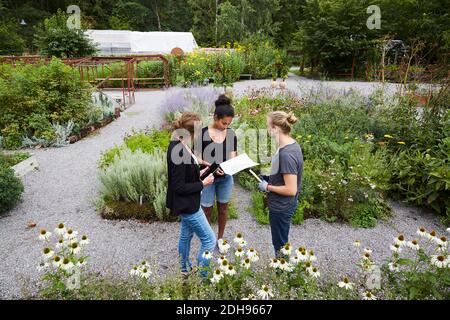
[200,153,260,181]
[220,153,259,176]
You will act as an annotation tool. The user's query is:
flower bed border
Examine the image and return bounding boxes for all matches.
[68,107,121,144]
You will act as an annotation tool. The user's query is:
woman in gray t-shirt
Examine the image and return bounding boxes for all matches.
[257,111,303,256]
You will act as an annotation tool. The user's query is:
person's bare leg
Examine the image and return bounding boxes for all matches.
[202,206,213,225]
[217,202,229,240]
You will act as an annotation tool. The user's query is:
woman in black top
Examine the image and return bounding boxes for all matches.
[195,95,237,244]
[166,112,215,277]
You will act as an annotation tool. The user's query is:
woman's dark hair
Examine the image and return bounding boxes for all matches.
[214,94,235,119]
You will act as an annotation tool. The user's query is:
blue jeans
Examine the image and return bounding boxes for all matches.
[269,201,298,257]
[179,208,216,277]
[201,174,234,207]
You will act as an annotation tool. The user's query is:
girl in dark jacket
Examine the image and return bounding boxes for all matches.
[166,112,215,277]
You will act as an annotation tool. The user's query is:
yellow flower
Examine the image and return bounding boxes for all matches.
[384,134,393,139]
[397,141,406,145]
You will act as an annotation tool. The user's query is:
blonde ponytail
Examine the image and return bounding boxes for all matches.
[268,111,298,134]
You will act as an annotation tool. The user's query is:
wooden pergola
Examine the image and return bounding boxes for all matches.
[0,55,170,107]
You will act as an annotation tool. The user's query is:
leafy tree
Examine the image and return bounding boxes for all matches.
[0,21,25,55]
[110,1,151,31]
[217,1,245,44]
[33,10,97,58]
[188,0,217,46]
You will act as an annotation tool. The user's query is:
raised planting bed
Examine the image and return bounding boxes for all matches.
[68,108,121,144]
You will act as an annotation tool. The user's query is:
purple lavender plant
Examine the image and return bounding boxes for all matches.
[159,89,192,115]
[188,86,222,110]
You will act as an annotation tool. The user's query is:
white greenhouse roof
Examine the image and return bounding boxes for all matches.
[85,30,198,56]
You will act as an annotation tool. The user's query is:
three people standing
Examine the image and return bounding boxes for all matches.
[166,94,303,277]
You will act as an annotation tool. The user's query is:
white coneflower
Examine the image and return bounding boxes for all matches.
[38,229,51,241]
[290,255,300,265]
[437,236,448,248]
[241,258,251,269]
[406,239,420,251]
[211,269,223,284]
[69,242,81,255]
[76,257,86,268]
[140,260,150,269]
[249,253,260,263]
[52,255,62,268]
[425,230,437,242]
[363,248,372,254]
[55,223,66,236]
[257,285,274,300]
[447,227,450,234]
[80,235,90,245]
[239,240,248,247]
[61,258,74,272]
[219,259,229,271]
[140,267,151,279]
[42,247,54,260]
[225,265,236,276]
[233,233,244,244]
[235,247,245,258]
[217,255,227,264]
[417,227,427,238]
[280,243,292,256]
[338,277,354,290]
[55,238,66,250]
[37,262,49,272]
[348,197,354,202]
[307,266,320,278]
[362,252,372,261]
[304,261,313,273]
[247,248,258,259]
[353,240,361,247]
[390,243,402,253]
[202,250,212,260]
[297,249,309,262]
[308,250,317,262]
[130,266,140,276]
[296,246,307,255]
[64,229,78,240]
[388,262,400,272]
[431,255,447,268]
[278,258,293,272]
[362,291,377,300]
[269,258,280,269]
[218,239,231,254]
[394,234,406,247]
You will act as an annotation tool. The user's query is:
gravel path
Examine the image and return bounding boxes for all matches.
[0,77,446,299]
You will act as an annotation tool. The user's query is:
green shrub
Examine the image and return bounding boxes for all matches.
[33,10,97,58]
[0,152,30,167]
[249,191,269,225]
[0,58,94,149]
[234,87,395,227]
[0,158,24,215]
[98,149,170,221]
[98,130,171,170]
[207,51,245,87]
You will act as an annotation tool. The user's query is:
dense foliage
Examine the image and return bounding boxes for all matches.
[1,1,447,77]
[0,59,118,149]
[233,84,449,227]
[33,10,97,58]
[0,156,24,215]
[34,224,450,300]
